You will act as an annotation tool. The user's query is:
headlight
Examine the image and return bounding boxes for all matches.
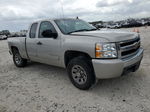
[95,43,117,58]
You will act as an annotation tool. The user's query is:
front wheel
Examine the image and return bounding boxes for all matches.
[13,49,27,67]
[67,56,95,90]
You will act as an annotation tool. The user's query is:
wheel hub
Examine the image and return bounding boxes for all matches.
[71,65,87,85]
[14,54,21,65]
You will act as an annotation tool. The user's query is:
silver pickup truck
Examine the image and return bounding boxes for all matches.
[8,18,143,90]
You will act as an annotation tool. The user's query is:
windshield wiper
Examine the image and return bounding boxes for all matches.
[67,29,89,34]
[67,28,97,34]
[87,28,97,31]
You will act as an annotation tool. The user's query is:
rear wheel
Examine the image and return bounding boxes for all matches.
[13,49,27,67]
[67,56,95,90]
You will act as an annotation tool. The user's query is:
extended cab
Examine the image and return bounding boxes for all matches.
[8,18,143,90]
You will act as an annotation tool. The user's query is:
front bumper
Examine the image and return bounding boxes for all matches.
[92,48,144,79]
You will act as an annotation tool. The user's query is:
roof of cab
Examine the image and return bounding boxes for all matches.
[33,18,77,23]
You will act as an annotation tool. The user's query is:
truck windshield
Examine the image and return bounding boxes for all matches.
[55,19,97,34]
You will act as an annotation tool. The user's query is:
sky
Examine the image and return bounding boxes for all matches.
[0,0,149,31]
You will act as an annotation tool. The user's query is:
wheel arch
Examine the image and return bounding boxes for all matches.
[11,46,19,54]
[64,50,92,67]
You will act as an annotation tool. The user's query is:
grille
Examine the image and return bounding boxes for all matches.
[119,37,140,59]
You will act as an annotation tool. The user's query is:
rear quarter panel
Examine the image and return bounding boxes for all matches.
[8,37,28,59]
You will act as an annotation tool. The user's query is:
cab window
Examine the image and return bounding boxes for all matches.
[39,21,57,38]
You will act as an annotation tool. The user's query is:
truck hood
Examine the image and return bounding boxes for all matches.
[71,30,138,42]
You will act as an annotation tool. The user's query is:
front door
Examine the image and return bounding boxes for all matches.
[36,21,61,66]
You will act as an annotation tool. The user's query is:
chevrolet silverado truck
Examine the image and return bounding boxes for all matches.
[8,18,143,90]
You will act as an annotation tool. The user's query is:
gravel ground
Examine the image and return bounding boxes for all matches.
[0,27,150,112]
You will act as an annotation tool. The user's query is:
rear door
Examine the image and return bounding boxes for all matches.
[26,23,38,60]
[36,21,61,66]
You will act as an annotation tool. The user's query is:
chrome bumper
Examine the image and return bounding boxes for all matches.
[92,48,144,79]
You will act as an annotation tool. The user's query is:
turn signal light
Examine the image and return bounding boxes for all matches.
[95,43,102,58]
[95,51,102,58]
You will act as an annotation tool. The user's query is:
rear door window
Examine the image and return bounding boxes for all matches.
[30,23,38,38]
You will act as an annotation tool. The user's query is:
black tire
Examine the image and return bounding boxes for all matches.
[13,49,27,67]
[67,56,95,90]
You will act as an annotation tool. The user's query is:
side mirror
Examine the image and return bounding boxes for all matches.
[42,30,58,38]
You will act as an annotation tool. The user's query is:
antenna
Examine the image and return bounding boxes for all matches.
[60,0,65,18]
[58,0,67,33]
